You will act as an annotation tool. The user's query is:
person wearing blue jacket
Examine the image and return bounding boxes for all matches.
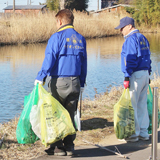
[115,17,151,142]
[34,9,87,155]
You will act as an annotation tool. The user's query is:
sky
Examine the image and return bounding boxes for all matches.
[0,0,101,12]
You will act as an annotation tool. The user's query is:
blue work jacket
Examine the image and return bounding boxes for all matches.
[121,29,151,77]
[36,24,87,87]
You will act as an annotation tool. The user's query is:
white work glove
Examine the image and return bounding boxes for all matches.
[80,87,84,93]
[34,79,45,86]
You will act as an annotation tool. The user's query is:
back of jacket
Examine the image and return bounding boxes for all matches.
[121,30,151,77]
[36,25,87,87]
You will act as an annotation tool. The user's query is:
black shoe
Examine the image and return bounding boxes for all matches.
[45,147,55,155]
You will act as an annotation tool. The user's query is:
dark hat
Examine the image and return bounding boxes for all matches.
[115,16,135,29]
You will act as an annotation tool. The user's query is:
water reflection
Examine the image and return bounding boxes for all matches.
[144,33,160,73]
[0,34,160,123]
[85,36,124,98]
[0,44,46,123]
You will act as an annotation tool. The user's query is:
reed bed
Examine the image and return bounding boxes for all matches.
[0,10,159,45]
[0,12,57,44]
[0,10,129,45]
[0,74,160,160]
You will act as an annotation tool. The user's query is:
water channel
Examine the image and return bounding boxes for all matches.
[0,34,160,123]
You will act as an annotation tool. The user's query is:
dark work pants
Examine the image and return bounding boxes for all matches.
[48,77,80,149]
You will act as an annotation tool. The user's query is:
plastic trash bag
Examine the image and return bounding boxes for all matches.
[38,84,76,147]
[30,104,41,139]
[147,85,160,134]
[114,88,135,139]
[16,85,39,144]
[74,109,81,131]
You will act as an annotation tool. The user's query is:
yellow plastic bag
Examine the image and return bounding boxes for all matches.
[38,85,76,147]
[114,88,135,139]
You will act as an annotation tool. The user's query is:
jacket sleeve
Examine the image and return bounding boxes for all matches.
[121,37,138,77]
[79,38,87,87]
[36,34,58,81]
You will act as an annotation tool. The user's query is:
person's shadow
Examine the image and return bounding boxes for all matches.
[81,118,113,131]
[73,137,152,158]
[72,128,160,159]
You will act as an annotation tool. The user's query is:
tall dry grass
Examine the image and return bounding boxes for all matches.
[0,10,128,45]
[0,12,56,44]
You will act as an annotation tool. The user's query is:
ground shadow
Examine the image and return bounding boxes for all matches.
[81,118,113,131]
[72,140,152,159]
[72,131,160,159]
[32,138,153,160]
[31,131,160,160]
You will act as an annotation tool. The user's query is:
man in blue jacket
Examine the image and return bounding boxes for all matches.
[115,17,151,142]
[34,9,87,155]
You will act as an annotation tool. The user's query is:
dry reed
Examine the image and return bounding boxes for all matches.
[0,74,160,159]
[0,12,56,44]
[0,10,129,45]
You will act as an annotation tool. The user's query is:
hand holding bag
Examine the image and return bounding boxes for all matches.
[114,88,135,139]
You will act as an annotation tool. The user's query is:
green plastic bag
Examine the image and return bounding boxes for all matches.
[16,84,39,144]
[114,88,135,139]
[147,85,160,134]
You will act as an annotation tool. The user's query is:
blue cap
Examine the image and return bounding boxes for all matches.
[115,16,135,29]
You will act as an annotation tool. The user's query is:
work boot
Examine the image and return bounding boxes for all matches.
[45,147,55,155]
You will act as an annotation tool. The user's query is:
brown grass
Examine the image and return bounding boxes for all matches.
[0,118,46,160]
[0,12,56,44]
[1,74,160,159]
[0,10,159,45]
[0,10,129,45]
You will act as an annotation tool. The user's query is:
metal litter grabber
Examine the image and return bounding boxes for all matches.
[83,140,129,159]
[95,144,129,159]
[80,90,82,118]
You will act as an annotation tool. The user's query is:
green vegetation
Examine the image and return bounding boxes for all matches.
[125,0,160,27]
[118,0,132,4]
[46,0,59,11]
[65,0,89,11]
[46,0,88,11]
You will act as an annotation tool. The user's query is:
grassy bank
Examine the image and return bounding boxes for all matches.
[0,10,129,45]
[0,73,160,160]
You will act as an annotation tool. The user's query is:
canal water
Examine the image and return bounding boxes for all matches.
[0,34,160,123]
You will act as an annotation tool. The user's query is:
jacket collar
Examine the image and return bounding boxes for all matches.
[124,29,139,40]
[57,24,74,32]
